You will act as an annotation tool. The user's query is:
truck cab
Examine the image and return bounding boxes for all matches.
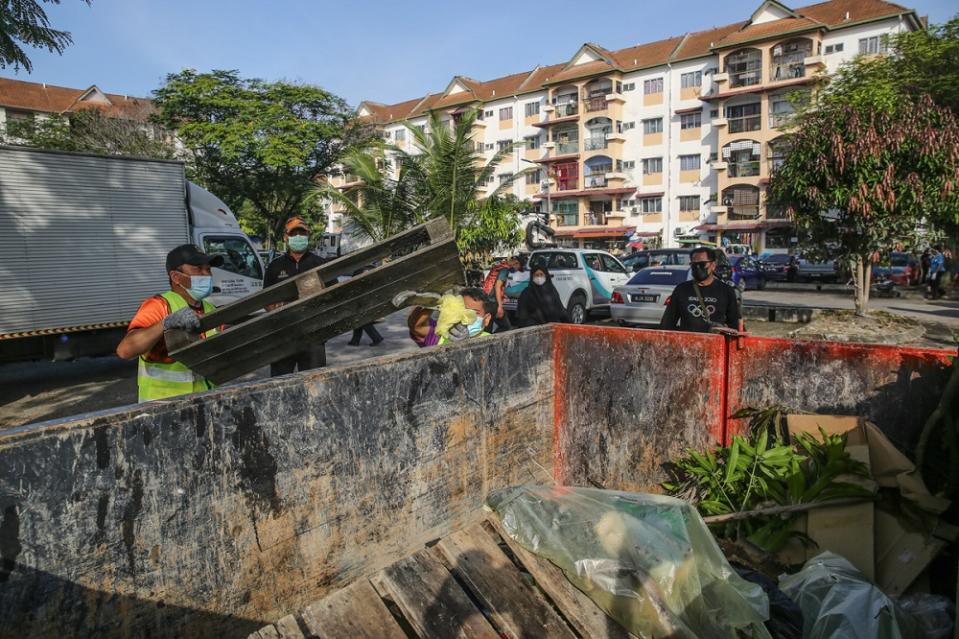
[187,183,264,306]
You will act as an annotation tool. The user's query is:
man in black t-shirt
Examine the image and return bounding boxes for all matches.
[264,216,328,376]
[660,247,742,334]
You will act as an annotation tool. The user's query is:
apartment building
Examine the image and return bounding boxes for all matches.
[340,0,921,253]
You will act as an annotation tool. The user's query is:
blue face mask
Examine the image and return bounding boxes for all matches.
[184,275,213,301]
[467,315,485,336]
[288,235,309,253]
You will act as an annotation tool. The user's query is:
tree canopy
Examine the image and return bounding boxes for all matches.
[0,0,90,72]
[152,69,362,242]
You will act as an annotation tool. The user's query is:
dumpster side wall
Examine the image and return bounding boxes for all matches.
[0,327,555,638]
[552,325,725,492]
[726,337,953,452]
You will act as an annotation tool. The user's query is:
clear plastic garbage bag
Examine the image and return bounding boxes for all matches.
[487,485,772,639]
[778,552,922,639]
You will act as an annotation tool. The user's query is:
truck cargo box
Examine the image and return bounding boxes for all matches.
[0,326,951,637]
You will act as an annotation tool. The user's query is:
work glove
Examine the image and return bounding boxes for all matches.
[446,323,470,342]
[163,307,201,332]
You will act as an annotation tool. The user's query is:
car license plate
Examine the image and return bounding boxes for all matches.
[631,294,658,303]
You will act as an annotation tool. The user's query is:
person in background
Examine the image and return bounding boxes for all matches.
[116,245,223,402]
[660,246,742,334]
[408,307,440,347]
[346,265,384,346]
[516,266,569,327]
[484,256,523,333]
[928,246,946,300]
[263,216,327,376]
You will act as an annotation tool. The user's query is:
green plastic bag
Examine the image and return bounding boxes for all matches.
[488,485,772,639]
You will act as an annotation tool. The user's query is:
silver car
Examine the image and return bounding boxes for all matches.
[610,265,691,326]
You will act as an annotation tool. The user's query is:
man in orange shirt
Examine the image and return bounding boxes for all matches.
[116,245,223,402]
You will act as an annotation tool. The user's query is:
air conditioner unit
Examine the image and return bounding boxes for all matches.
[630,207,639,214]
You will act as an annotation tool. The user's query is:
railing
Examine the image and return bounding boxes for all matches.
[766,207,789,220]
[729,69,762,88]
[555,141,580,155]
[554,213,579,226]
[584,137,608,151]
[728,161,761,178]
[727,207,760,220]
[770,63,806,81]
[552,101,579,117]
[555,178,579,191]
[585,213,612,226]
[769,112,793,128]
[728,116,761,134]
[585,176,609,189]
[585,96,608,112]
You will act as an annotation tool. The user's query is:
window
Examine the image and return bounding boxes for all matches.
[859,36,888,55]
[640,197,663,213]
[726,48,763,88]
[622,160,636,170]
[643,118,663,134]
[485,109,494,118]
[681,71,702,88]
[498,172,513,183]
[524,135,540,149]
[824,43,844,54]
[486,175,495,184]
[382,131,391,140]
[619,121,636,132]
[643,78,664,94]
[529,251,579,269]
[497,140,511,152]
[622,82,636,92]
[709,109,719,118]
[485,143,494,151]
[414,124,426,133]
[599,254,627,273]
[769,94,798,128]
[524,102,540,117]
[725,102,761,133]
[680,112,702,129]
[394,129,406,142]
[679,155,701,171]
[525,170,542,185]
[642,158,663,175]
[679,195,701,211]
[202,236,263,279]
[499,106,513,120]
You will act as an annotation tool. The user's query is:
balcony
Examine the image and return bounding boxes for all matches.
[728,207,760,220]
[727,116,761,134]
[555,178,579,192]
[585,96,608,113]
[584,137,608,151]
[551,101,579,118]
[727,161,761,178]
[804,54,825,67]
[554,141,580,155]
[729,70,762,89]
[770,63,806,82]
[585,172,612,189]
[769,112,794,129]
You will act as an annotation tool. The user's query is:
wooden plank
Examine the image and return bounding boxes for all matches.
[171,240,463,383]
[195,221,440,330]
[374,549,499,639]
[487,517,635,639]
[300,580,406,639]
[435,524,577,639]
[273,614,305,638]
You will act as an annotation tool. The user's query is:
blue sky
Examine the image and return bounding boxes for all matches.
[9,0,956,108]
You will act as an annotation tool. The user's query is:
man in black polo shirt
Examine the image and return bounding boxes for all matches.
[660,246,742,334]
[264,216,327,376]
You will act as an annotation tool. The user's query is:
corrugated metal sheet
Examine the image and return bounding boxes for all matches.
[0,147,190,335]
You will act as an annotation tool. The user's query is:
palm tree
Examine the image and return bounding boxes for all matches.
[317,148,420,243]
[0,0,91,72]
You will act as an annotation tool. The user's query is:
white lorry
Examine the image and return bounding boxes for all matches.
[0,146,263,362]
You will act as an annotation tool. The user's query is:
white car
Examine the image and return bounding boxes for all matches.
[503,249,630,324]
[610,265,691,326]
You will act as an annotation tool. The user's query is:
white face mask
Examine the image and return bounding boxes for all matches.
[533,276,547,286]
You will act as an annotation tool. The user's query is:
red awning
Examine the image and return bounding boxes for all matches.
[631,231,662,237]
[536,187,636,199]
[573,226,635,238]
[674,106,702,115]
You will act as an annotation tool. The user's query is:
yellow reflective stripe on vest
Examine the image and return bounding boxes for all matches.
[137,291,217,402]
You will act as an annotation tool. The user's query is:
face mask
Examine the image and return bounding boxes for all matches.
[183,274,213,300]
[288,235,309,252]
[691,262,711,282]
[467,315,485,336]
[533,276,547,286]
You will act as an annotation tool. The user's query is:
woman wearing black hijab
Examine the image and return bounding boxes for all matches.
[516,265,570,327]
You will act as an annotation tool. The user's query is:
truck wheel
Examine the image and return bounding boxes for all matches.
[567,295,587,325]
